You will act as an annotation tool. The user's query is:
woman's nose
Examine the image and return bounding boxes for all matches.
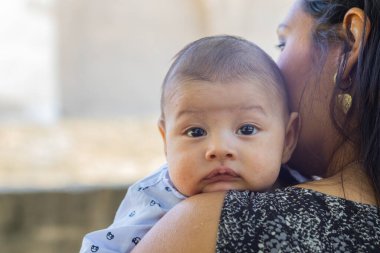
[205,136,236,161]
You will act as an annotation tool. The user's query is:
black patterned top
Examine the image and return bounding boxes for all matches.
[217,187,380,253]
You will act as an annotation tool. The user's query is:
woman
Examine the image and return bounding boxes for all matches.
[132,0,380,252]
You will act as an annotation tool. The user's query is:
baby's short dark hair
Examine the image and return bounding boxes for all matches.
[160,35,288,118]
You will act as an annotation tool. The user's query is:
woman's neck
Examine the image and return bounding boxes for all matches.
[298,163,378,206]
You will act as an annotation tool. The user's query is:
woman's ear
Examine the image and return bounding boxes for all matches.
[281,112,300,164]
[158,118,167,156]
[341,7,371,79]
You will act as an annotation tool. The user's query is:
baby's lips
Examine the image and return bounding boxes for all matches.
[204,166,238,179]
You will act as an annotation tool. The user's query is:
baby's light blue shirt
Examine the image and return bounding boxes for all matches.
[79,164,186,253]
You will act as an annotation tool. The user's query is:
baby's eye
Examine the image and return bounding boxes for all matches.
[185,127,207,137]
[236,124,258,135]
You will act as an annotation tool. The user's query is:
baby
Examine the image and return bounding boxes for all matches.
[80,35,299,253]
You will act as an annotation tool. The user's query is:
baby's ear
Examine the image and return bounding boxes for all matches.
[281,112,300,164]
[158,118,167,155]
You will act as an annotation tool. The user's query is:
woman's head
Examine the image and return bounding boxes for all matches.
[277,0,380,197]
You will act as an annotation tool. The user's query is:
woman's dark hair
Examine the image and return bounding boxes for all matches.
[302,0,380,201]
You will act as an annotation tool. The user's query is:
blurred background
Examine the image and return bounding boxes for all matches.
[0,0,292,252]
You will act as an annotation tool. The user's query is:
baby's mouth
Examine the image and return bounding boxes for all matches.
[203,167,240,182]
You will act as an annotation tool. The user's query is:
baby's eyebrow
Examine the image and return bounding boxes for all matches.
[175,109,204,119]
[238,105,267,116]
[176,105,267,119]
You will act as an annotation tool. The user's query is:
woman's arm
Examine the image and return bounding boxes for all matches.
[132,191,226,253]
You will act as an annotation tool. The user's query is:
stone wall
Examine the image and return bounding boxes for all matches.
[0,188,127,253]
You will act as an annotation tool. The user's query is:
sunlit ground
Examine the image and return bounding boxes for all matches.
[0,118,165,191]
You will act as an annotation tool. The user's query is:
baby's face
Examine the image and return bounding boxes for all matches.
[160,79,294,196]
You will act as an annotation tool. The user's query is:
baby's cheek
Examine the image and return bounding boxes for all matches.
[247,166,281,191]
[168,165,194,196]
[262,168,282,188]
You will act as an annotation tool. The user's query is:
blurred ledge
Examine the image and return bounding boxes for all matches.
[0,186,128,253]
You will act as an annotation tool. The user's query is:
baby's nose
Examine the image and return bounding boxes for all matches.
[205,137,236,161]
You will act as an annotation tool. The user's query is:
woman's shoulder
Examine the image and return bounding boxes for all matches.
[220,187,380,228]
[224,186,380,211]
[218,187,380,252]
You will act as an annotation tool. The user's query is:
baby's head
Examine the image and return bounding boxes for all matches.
[158,35,299,196]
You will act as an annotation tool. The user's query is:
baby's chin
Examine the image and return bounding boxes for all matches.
[201,181,252,193]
